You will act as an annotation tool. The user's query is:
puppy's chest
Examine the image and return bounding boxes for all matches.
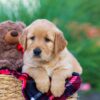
[42,57,72,76]
[41,59,62,76]
[43,64,57,76]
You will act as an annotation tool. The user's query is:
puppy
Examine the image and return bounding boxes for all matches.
[19,19,82,98]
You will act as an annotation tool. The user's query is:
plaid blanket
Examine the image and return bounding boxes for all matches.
[0,68,82,100]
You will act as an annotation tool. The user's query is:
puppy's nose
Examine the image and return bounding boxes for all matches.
[11,31,18,37]
[33,48,41,56]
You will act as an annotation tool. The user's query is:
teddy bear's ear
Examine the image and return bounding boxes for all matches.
[19,29,27,50]
[54,31,67,55]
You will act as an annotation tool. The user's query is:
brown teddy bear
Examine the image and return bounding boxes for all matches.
[0,21,26,70]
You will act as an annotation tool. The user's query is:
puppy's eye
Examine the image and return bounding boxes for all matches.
[45,37,51,42]
[30,36,35,40]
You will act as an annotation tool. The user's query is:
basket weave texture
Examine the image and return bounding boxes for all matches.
[0,74,25,100]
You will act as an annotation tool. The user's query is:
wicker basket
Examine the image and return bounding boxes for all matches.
[0,74,25,100]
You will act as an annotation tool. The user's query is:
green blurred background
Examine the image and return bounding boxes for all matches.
[0,0,100,96]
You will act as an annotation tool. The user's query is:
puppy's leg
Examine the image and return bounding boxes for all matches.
[51,68,72,97]
[24,67,50,93]
[67,93,78,100]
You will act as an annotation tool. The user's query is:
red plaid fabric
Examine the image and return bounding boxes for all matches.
[0,68,82,100]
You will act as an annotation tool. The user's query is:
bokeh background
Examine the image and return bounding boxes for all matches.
[0,0,100,99]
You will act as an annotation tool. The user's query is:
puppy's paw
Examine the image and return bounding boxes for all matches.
[36,78,50,93]
[51,81,65,97]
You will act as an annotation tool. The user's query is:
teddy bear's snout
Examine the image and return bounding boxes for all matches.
[11,31,18,37]
[4,30,19,44]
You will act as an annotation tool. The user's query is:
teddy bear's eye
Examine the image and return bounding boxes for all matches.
[30,36,35,40]
[45,37,51,42]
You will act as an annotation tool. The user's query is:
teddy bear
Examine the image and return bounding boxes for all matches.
[0,21,26,70]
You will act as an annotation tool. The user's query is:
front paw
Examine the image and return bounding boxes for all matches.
[36,78,50,93]
[51,81,65,97]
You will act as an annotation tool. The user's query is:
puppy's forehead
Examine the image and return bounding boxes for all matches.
[32,19,55,27]
[27,23,56,39]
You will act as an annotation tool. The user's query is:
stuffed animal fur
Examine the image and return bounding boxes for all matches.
[0,21,26,70]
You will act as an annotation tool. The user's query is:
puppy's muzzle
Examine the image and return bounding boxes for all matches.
[33,48,41,57]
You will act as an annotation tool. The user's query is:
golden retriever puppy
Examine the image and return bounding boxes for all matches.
[19,19,82,98]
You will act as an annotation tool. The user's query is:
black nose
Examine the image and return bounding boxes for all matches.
[11,31,18,37]
[33,48,41,56]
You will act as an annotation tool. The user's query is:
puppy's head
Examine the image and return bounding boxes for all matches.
[19,19,67,62]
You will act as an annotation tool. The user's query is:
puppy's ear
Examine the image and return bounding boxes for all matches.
[54,32,67,55]
[19,29,27,50]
